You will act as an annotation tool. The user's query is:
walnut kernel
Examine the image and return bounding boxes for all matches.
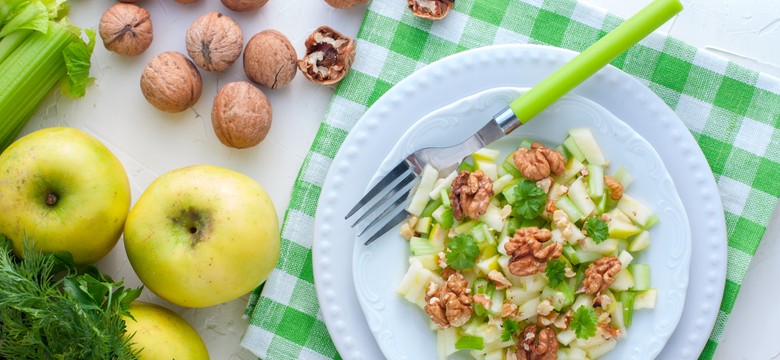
[516,325,558,360]
[298,26,356,85]
[99,4,153,56]
[408,0,454,20]
[513,142,565,181]
[579,256,622,295]
[186,12,243,72]
[244,30,297,89]
[604,175,624,200]
[211,81,272,149]
[504,227,562,277]
[221,0,269,12]
[424,273,472,328]
[140,51,202,113]
[450,170,493,221]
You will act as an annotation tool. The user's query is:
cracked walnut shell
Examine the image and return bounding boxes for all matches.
[408,0,454,20]
[298,26,355,85]
[450,170,493,221]
[99,4,153,56]
[579,256,622,295]
[504,227,562,277]
[140,51,202,113]
[424,273,472,328]
[211,81,272,149]
[244,30,297,89]
[513,142,565,181]
[186,12,244,72]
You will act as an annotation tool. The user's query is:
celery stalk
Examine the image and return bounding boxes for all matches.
[0,29,31,63]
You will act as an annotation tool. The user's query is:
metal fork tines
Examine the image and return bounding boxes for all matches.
[346,112,510,245]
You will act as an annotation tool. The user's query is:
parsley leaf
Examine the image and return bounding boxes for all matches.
[585,216,609,244]
[545,259,567,288]
[445,234,479,270]
[512,180,547,219]
[571,306,598,339]
[501,319,520,342]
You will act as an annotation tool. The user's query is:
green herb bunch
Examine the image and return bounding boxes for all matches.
[0,236,142,359]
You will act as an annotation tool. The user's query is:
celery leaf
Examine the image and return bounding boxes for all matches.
[61,27,94,98]
[0,1,49,38]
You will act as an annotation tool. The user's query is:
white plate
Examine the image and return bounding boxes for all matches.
[352,88,691,360]
[312,44,727,360]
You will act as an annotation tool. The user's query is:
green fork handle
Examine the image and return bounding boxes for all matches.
[505,0,683,128]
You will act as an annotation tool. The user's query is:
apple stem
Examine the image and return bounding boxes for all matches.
[45,192,57,206]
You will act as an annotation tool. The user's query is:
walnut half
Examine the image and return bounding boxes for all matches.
[513,142,565,181]
[449,170,493,221]
[517,325,558,360]
[408,0,454,20]
[424,273,472,328]
[298,26,355,85]
[504,227,563,276]
[579,256,622,295]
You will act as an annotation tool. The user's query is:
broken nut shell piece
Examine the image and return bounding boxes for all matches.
[298,26,356,85]
[408,0,454,20]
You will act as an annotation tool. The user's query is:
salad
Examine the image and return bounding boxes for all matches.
[396,128,658,360]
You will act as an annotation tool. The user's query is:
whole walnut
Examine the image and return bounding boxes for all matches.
[140,52,202,113]
[177,0,198,3]
[185,12,243,72]
[298,26,355,85]
[221,0,269,12]
[99,4,153,56]
[243,30,297,89]
[323,0,368,8]
[211,81,273,149]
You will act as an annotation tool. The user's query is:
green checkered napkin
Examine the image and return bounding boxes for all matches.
[241,0,780,359]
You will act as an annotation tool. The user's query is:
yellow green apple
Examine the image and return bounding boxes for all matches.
[123,165,280,308]
[123,301,209,359]
[0,127,131,264]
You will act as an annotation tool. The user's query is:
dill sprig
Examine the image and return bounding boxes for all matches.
[0,236,142,359]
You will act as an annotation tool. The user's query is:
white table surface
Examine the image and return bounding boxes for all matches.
[25,0,779,359]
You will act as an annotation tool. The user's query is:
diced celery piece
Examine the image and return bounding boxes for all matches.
[406,164,439,216]
[518,139,534,150]
[619,291,636,327]
[567,177,596,218]
[557,330,578,346]
[617,194,654,227]
[409,236,442,256]
[607,212,642,239]
[415,216,432,234]
[596,190,608,214]
[629,264,651,291]
[506,217,522,236]
[454,219,478,234]
[489,289,504,314]
[420,198,443,218]
[571,294,595,311]
[609,269,635,291]
[563,136,586,162]
[475,159,498,180]
[562,245,580,265]
[502,153,523,178]
[501,181,520,204]
[483,349,502,360]
[569,128,606,166]
[542,282,574,311]
[439,209,454,230]
[455,335,484,350]
[573,246,602,263]
[471,223,493,243]
[440,188,451,209]
[587,164,605,199]
[613,166,634,189]
[505,286,539,305]
[643,214,660,229]
[556,195,584,222]
[437,327,458,359]
[554,157,586,185]
[473,147,501,162]
[459,157,475,172]
[634,288,657,309]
